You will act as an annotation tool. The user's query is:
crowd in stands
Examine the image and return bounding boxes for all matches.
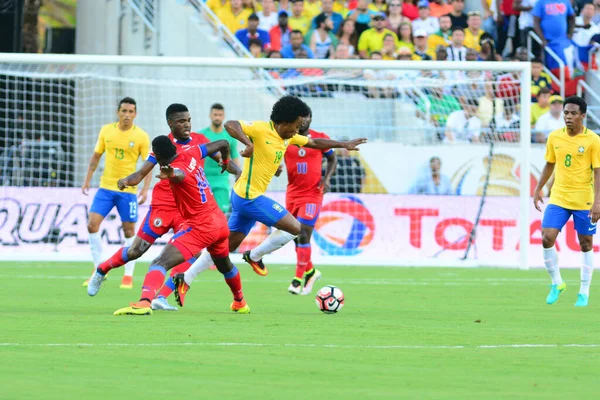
[208,0,600,143]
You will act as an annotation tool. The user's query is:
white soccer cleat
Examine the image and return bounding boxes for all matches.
[301,269,322,296]
[288,280,302,295]
[151,297,178,311]
[87,270,105,297]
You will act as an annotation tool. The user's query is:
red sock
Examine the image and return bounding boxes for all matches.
[98,247,129,275]
[295,244,311,279]
[223,266,243,301]
[140,265,166,302]
[155,260,191,298]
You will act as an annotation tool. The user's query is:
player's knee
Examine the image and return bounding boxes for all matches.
[580,239,594,252]
[123,228,135,238]
[287,220,301,236]
[297,230,311,245]
[542,233,556,248]
[87,221,99,233]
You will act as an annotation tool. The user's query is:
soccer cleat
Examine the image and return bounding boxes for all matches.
[114,300,153,316]
[151,296,178,311]
[120,275,133,289]
[575,293,589,307]
[288,279,302,295]
[243,250,268,276]
[172,274,189,307]
[83,273,107,287]
[230,299,250,314]
[301,269,322,296]
[546,282,567,304]
[87,269,106,296]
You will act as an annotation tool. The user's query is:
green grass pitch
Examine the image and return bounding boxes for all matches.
[1,262,599,399]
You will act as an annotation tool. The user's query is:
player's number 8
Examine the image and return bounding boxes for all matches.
[565,154,572,167]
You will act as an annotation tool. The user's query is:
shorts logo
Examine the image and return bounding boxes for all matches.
[579,146,585,153]
[153,218,163,227]
[298,149,306,157]
[129,141,135,148]
[272,203,284,213]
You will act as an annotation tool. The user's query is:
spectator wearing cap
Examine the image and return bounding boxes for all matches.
[269,10,292,51]
[534,95,565,141]
[428,14,453,50]
[311,0,344,34]
[430,0,453,17]
[412,0,441,35]
[413,29,435,59]
[445,99,482,143]
[236,14,271,50]
[256,0,279,31]
[309,14,337,58]
[357,12,399,58]
[288,0,311,35]
[385,0,411,32]
[463,11,485,51]
[445,0,468,29]
[446,27,468,60]
[217,0,253,34]
[281,30,315,58]
[348,0,380,36]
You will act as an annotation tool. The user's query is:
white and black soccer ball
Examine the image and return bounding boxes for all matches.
[315,285,344,314]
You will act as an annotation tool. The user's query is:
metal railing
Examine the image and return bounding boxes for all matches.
[527,31,565,98]
[127,0,157,32]
[577,79,600,127]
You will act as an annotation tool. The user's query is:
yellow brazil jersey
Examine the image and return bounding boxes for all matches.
[234,121,309,199]
[358,28,399,55]
[303,0,322,19]
[545,127,600,210]
[288,16,312,35]
[94,123,150,194]
[216,7,252,34]
[463,28,485,52]
[207,0,229,13]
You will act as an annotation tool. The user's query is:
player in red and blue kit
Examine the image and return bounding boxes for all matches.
[284,113,337,295]
[88,135,249,315]
[87,104,240,311]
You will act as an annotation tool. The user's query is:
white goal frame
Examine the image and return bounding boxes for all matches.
[0,53,531,269]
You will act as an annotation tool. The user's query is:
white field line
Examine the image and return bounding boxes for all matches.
[0,275,550,285]
[0,342,599,349]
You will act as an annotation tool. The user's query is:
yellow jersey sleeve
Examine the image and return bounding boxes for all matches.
[240,120,261,140]
[290,134,310,147]
[94,126,106,154]
[545,134,556,163]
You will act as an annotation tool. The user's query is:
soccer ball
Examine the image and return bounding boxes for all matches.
[315,285,344,314]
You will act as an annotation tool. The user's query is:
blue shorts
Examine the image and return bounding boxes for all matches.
[89,188,138,223]
[542,204,596,235]
[228,191,288,235]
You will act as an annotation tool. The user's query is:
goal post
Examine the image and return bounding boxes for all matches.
[0,53,533,269]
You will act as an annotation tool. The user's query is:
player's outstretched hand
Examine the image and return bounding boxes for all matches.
[240,144,254,158]
[318,177,331,194]
[343,138,368,151]
[117,178,129,191]
[590,202,600,224]
[81,182,90,196]
[156,165,174,180]
[533,189,544,212]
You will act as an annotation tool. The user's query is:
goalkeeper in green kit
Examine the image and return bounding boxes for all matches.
[200,103,240,215]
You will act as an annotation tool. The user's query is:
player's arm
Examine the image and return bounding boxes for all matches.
[117,160,155,191]
[533,162,555,211]
[137,133,152,204]
[224,120,254,157]
[82,152,102,195]
[320,150,337,193]
[304,137,367,151]
[203,140,231,167]
[591,168,600,223]
[157,166,185,184]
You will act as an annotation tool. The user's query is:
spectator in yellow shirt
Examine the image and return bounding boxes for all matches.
[531,87,552,126]
[333,0,349,17]
[463,11,485,51]
[303,0,322,19]
[208,0,229,13]
[427,14,452,51]
[217,0,253,33]
[289,0,312,34]
[357,12,399,58]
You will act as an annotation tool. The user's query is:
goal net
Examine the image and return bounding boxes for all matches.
[0,54,538,268]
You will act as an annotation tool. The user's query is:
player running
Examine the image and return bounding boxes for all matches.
[173,96,366,298]
[534,96,600,307]
[199,103,240,216]
[87,103,240,311]
[284,112,337,295]
[88,136,249,316]
[82,97,150,289]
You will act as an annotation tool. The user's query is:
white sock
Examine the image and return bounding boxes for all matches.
[183,251,212,286]
[89,232,103,268]
[250,230,297,261]
[580,250,594,296]
[123,236,136,277]
[543,245,562,285]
